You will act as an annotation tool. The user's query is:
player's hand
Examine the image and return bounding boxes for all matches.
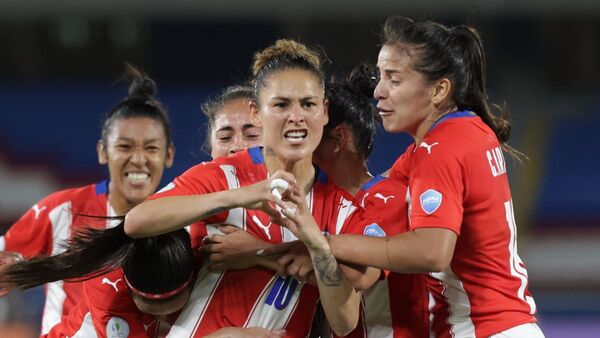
[276,240,317,285]
[237,170,296,218]
[0,251,23,297]
[205,327,286,338]
[202,225,273,271]
[270,186,329,254]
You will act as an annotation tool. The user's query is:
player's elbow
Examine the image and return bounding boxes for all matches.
[124,205,149,238]
[330,316,358,337]
[422,247,452,272]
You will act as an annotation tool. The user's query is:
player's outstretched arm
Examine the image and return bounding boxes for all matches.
[328,228,457,273]
[124,170,295,238]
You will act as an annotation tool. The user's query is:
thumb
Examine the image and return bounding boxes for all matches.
[256,242,294,257]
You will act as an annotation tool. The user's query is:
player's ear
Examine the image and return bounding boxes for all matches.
[97,140,108,165]
[431,77,452,107]
[249,100,262,126]
[164,143,175,168]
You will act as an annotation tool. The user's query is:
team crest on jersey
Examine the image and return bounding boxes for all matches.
[157,182,175,193]
[364,223,386,237]
[107,317,130,338]
[420,189,442,214]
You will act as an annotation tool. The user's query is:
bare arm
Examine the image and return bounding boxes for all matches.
[274,186,360,337]
[124,170,296,238]
[205,327,286,338]
[329,227,457,273]
[202,225,283,273]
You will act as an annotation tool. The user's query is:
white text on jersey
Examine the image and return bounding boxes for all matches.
[486,146,506,177]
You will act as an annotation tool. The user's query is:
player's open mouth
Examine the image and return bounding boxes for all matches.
[126,172,150,184]
[284,129,307,144]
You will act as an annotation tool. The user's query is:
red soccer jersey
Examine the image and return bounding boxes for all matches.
[335,176,430,338]
[0,180,119,334]
[43,268,164,338]
[148,147,357,338]
[391,111,538,338]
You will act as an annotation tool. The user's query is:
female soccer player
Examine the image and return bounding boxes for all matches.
[124,39,360,337]
[0,65,175,335]
[201,85,263,158]
[207,65,430,337]
[324,17,544,338]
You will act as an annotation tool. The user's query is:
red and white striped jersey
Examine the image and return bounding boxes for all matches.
[334,175,430,338]
[0,180,118,334]
[149,147,357,338]
[42,268,164,338]
[391,111,538,338]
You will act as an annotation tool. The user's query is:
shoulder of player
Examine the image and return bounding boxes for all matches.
[85,269,134,310]
[31,183,98,212]
[413,121,480,161]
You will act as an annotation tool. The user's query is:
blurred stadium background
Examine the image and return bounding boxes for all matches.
[1,1,599,337]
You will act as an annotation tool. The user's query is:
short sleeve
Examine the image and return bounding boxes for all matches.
[149,161,229,200]
[408,140,464,234]
[1,197,54,257]
[85,270,154,338]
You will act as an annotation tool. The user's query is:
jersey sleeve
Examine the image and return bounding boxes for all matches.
[342,179,408,237]
[85,270,154,338]
[149,161,229,200]
[1,198,54,257]
[408,140,464,234]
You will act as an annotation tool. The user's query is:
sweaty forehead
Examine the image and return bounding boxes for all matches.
[260,69,323,99]
[377,44,414,67]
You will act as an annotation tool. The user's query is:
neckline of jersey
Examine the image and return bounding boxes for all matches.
[428,110,476,133]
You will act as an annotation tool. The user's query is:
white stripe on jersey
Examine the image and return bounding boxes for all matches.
[167,267,224,338]
[430,267,476,338]
[245,275,304,330]
[41,201,72,334]
[505,200,537,314]
[363,281,393,338]
[220,165,245,230]
[0,236,5,251]
[106,203,120,229]
[428,291,436,338]
[334,196,356,235]
[70,312,98,338]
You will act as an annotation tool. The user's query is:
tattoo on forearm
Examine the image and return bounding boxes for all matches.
[313,254,342,286]
[199,206,227,219]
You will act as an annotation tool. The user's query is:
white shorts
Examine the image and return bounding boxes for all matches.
[489,323,545,338]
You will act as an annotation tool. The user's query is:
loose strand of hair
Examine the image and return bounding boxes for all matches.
[0,223,132,290]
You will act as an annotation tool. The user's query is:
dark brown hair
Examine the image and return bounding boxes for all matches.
[382,17,524,160]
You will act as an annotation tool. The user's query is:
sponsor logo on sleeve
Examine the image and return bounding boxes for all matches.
[364,223,386,237]
[107,317,129,338]
[157,182,175,193]
[420,189,442,214]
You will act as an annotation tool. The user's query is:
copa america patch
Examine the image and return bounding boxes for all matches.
[364,223,386,237]
[107,317,130,338]
[157,182,176,193]
[420,189,442,214]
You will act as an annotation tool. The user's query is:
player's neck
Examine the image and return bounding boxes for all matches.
[330,154,372,196]
[107,184,135,216]
[264,154,315,194]
[413,105,457,144]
